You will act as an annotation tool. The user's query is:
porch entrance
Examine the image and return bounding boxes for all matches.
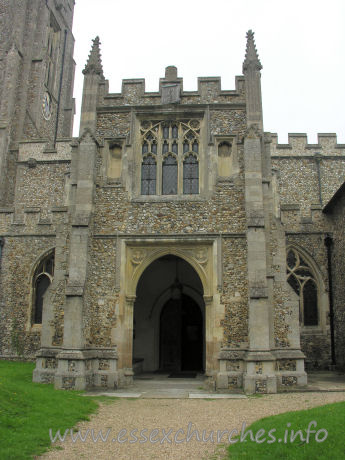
[133,255,205,374]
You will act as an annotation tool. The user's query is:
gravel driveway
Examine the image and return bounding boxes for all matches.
[39,392,345,460]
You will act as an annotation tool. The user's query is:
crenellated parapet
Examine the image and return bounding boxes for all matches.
[0,138,72,234]
[99,70,246,108]
[270,133,345,157]
[270,132,345,229]
[0,205,68,236]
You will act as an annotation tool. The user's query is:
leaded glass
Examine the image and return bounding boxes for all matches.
[140,120,200,196]
[34,275,50,324]
[142,142,148,154]
[303,279,318,326]
[33,251,54,324]
[163,126,169,139]
[286,248,319,327]
[45,255,55,276]
[186,131,194,140]
[287,250,296,269]
[287,274,300,295]
[162,155,177,195]
[183,155,199,194]
[141,156,156,195]
[295,268,312,279]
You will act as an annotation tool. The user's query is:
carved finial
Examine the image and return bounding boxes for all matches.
[243,30,262,73]
[83,36,104,77]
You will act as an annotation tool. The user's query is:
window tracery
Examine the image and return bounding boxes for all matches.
[140,120,200,195]
[286,248,318,326]
[32,250,55,325]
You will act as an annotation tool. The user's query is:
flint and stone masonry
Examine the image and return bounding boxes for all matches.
[0,1,344,393]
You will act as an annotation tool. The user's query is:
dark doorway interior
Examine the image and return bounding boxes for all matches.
[160,294,203,372]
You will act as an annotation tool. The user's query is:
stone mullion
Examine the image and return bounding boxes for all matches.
[178,127,183,194]
[156,124,163,195]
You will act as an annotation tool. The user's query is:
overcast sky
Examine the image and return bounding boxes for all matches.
[72,0,345,143]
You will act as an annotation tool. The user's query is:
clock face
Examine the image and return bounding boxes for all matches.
[42,92,52,120]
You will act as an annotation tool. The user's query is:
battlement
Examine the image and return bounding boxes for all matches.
[100,68,245,107]
[0,205,67,235]
[270,133,345,156]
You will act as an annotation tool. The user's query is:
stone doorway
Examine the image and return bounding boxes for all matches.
[132,255,205,374]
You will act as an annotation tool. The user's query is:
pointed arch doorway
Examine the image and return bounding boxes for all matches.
[133,255,205,373]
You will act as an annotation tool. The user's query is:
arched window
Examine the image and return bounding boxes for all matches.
[286,248,318,326]
[162,155,177,195]
[32,250,55,324]
[139,120,200,196]
[183,154,199,194]
[141,155,156,195]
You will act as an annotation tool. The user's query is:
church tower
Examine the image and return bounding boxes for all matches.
[0,0,76,205]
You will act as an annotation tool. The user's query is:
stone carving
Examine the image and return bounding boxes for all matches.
[98,359,110,370]
[131,248,146,265]
[245,124,261,139]
[68,360,76,372]
[194,247,208,264]
[281,376,297,386]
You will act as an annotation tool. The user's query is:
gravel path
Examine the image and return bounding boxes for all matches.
[39,392,345,460]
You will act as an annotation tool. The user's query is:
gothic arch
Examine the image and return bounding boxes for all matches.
[116,240,217,374]
[28,248,55,328]
[132,255,206,371]
[286,244,328,331]
[126,245,212,299]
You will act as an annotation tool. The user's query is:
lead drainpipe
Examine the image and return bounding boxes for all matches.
[54,29,68,149]
[324,234,336,366]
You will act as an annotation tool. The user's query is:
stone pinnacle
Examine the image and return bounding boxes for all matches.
[83,36,104,77]
[243,29,262,72]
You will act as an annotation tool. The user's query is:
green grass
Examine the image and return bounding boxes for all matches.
[227,400,345,459]
[0,361,103,460]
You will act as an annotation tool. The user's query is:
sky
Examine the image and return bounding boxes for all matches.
[72,0,345,143]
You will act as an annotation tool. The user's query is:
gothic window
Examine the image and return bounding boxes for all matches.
[286,248,318,326]
[183,154,199,194]
[172,125,178,138]
[162,155,178,195]
[141,155,157,195]
[32,250,55,325]
[140,120,200,196]
[45,15,61,92]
